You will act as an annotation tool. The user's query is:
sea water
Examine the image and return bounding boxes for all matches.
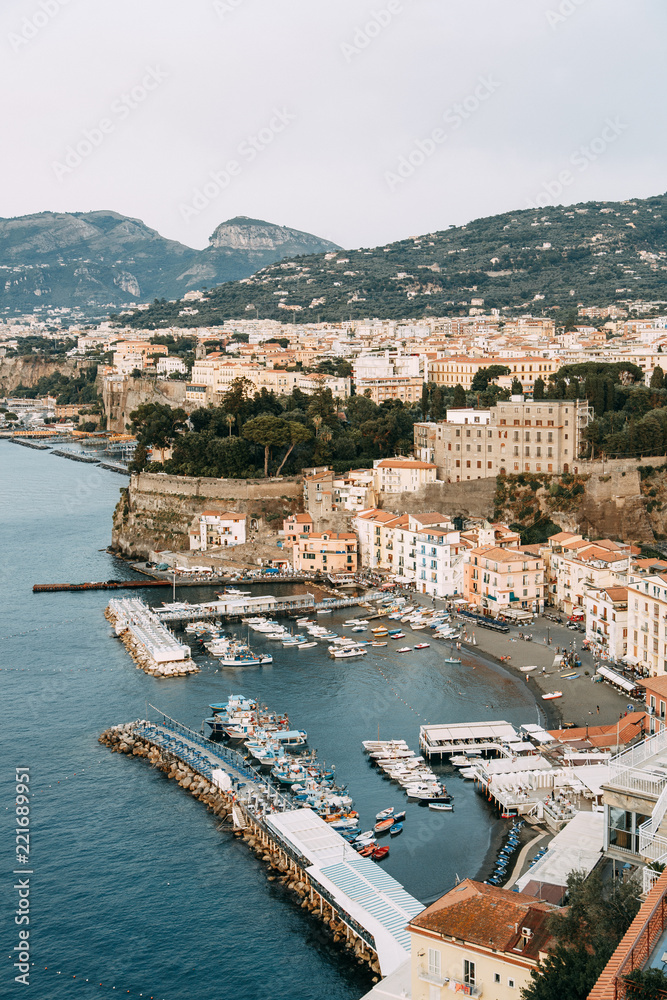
[0,443,537,999]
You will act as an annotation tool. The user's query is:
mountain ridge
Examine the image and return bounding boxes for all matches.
[0,211,341,317]
[125,191,667,328]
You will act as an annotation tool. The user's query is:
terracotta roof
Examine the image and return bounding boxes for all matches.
[376,460,436,470]
[409,879,557,960]
[639,676,667,699]
[288,514,314,523]
[201,510,244,520]
[603,587,628,602]
[471,546,541,563]
[412,512,451,525]
[549,532,581,542]
[548,712,646,748]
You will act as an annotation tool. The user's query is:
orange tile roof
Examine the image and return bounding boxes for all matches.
[376,460,436,470]
[409,879,557,960]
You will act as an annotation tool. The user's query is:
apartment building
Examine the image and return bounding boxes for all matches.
[373,459,437,494]
[548,537,630,614]
[464,546,544,615]
[413,519,464,597]
[188,511,246,551]
[291,531,358,574]
[585,587,629,662]
[627,572,667,677]
[408,880,556,1000]
[190,358,350,399]
[157,356,188,376]
[354,509,401,570]
[426,355,559,392]
[112,340,167,373]
[355,374,424,405]
[416,398,593,482]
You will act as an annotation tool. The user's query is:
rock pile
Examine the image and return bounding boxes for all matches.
[104,608,198,677]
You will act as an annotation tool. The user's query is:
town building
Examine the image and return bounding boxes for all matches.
[546,536,631,615]
[464,546,544,615]
[415,398,592,482]
[373,458,437,495]
[290,531,358,575]
[188,512,247,551]
[426,355,560,392]
[408,879,557,1000]
[157,356,188,376]
[626,572,667,677]
[584,586,629,663]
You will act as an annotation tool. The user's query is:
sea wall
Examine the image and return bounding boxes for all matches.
[112,471,303,558]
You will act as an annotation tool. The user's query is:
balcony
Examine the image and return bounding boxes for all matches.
[418,966,448,988]
[448,979,483,997]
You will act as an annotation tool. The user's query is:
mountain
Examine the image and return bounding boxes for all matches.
[126,193,667,329]
[0,211,341,317]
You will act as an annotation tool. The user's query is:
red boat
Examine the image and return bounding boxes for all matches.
[374,817,394,834]
[372,846,390,861]
[357,845,376,857]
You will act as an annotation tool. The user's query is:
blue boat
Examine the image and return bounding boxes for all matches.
[389,822,403,836]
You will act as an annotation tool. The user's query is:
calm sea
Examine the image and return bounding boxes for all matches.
[0,443,539,1000]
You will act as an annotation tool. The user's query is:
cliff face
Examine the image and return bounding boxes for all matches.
[111,472,303,559]
[0,356,95,394]
[102,376,194,433]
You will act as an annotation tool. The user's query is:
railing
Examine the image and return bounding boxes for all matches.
[643,866,664,895]
[417,966,448,987]
[614,885,667,999]
[447,979,482,997]
[642,782,667,842]
[610,727,667,776]
[639,829,667,863]
[608,769,666,798]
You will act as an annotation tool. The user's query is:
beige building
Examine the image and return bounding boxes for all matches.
[373,458,437,495]
[584,586,629,662]
[464,545,544,615]
[547,536,630,615]
[408,879,556,1000]
[427,355,559,392]
[627,572,667,677]
[355,375,424,405]
[291,531,357,575]
[415,398,593,482]
[188,511,246,551]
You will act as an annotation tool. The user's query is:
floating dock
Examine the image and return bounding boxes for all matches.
[419,720,534,760]
[34,579,173,593]
[100,711,423,977]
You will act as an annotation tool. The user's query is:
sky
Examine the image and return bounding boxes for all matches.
[2,0,667,251]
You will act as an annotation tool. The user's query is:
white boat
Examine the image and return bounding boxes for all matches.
[371,641,387,647]
[397,646,411,653]
[542,691,563,700]
[297,641,318,649]
[330,646,367,659]
[429,802,454,811]
[414,643,430,649]
[317,609,333,615]
[520,664,538,673]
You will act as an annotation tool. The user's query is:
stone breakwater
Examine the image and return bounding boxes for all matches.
[99,724,381,980]
[104,607,198,677]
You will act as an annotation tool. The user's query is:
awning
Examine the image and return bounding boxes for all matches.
[597,666,637,694]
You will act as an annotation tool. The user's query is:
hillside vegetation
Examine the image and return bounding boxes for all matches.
[126,192,667,327]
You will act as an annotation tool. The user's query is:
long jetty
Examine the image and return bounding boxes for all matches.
[34,579,173,593]
[106,598,198,676]
[99,709,422,980]
[156,591,385,624]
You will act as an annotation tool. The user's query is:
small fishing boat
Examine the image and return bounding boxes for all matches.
[443,656,461,664]
[389,631,406,639]
[520,664,538,673]
[376,807,394,820]
[542,691,563,700]
[297,641,318,649]
[397,646,411,653]
[357,845,376,857]
[374,817,394,834]
[393,810,406,823]
[372,846,389,861]
[414,643,430,650]
[428,802,453,811]
[371,641,388,647]
[389,821,403,835]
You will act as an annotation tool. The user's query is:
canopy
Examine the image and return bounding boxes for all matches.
[597,666,637,694]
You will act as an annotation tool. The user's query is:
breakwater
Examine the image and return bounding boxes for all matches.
[98,717,420,980]
[6,438,51,450]
[51,449,99,463]
[105,598,198,677]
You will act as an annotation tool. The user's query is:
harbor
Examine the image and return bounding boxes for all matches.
[99,706,423,979]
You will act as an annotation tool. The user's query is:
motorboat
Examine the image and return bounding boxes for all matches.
[542,691,563,700]
[371,641,388,647]
[372,846,389,861]
[374,817,394,834]
[389,821,403,835]
[297,641,318,649]
[443,657,462,664]
[330,646,367,658]
[414,643,430,650]
[376,807,394,820]
[428,802,453,811]
[396,646,411,653]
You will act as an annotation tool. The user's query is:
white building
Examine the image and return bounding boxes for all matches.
[373,459,437,495]
[189,511,247,551]
[157,356,187,376]
[584,586,629,664]
[627,572,667,676]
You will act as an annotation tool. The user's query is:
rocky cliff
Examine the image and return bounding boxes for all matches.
[0,356,96,395]
[111,472,303,559]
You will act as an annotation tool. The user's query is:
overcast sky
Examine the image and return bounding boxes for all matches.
[2,0,666,250]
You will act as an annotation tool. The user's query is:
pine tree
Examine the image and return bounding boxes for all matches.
[453,383,466,408]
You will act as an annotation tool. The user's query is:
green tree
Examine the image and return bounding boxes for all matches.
[452,383,466,408]
[533,377,545,400]
[651,365,665,390]
[624,967,667,998]
[274,421,313,476]
[129,403,187,463]
[242,415,293,477]
[511,377,523,395]
[471,365,511,392]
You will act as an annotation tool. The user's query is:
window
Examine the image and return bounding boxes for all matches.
[464,960,476,987]
[494,973,501,984]
[427,948,441,980]
[508,978,515,989]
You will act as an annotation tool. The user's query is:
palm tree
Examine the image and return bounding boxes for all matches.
[226,413,234,438]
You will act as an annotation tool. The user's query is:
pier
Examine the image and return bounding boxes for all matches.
[156,591,384,624]
[100,709,423,978]
[106,598,198,676]
[419,720,529,760]
[34,579,173,592]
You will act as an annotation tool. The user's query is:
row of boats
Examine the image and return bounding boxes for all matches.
[484,820,526,886]
[363,739,453,807]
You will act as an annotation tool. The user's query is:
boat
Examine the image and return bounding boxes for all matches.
[411,624,427,631]
[330,646,367,659]
[393,810,406,822]
[389,631,406,639]
[357,845,376,857]
[542,691,563,700]
[414,643,430,650]
[443,657,461,664]
[376,807,394,820]
[520,664,538,673]
[389,822,403,835]
[297,641,318,649]
[372,846,389,861]
[396,646,411,653]
[317,609,333,615]
[371,641,388,647]
[428,802,454,811]
[374,817,394,834]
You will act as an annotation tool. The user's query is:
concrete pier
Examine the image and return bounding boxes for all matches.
[106,598,198,676]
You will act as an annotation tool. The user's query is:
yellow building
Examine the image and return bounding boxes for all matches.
[408,879,557,1000]
[291,531,358,575]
